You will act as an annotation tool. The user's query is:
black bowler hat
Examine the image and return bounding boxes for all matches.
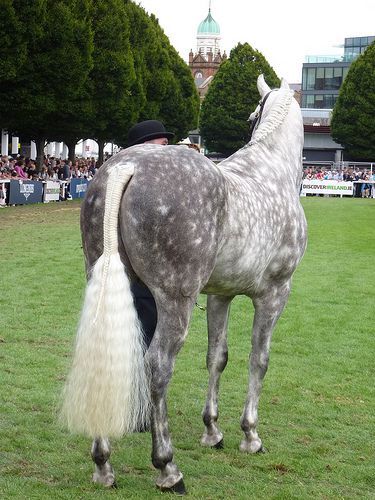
[127,120,174,147]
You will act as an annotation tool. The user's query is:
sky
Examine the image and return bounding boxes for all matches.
[138,0,375,83]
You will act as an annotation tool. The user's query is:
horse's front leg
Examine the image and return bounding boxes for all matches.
[240,281,291,453]
[201,294,233,448]
[91,437,116,487]
[146,298,195,495]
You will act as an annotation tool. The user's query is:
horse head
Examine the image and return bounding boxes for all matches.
[248,74,298,146]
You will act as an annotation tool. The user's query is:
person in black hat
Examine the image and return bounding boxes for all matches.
[127,119,174,147]
[127,120,174,350]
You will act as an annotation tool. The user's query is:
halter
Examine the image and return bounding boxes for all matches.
[249,90,275,139]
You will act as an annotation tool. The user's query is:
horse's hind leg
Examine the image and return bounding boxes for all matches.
[240,281,291,453]
[91,437,116,487]
[201,294,233,448]
[146,296,196,495]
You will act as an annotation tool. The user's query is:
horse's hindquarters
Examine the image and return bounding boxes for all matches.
[118,152,227,299]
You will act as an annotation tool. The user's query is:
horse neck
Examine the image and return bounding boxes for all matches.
[223,110,303,185]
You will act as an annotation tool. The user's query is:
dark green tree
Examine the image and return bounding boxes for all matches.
[124,3,162,126]
[0,0,199,160]
[200,43,279,156]
[0,0,46,133]
[0,0,93,166]
[122,3,199,144]
[0,0,27,82]
[154,24,200,141]
[331,42,375,160]
[45,0,94,161]
[88,0,138,163]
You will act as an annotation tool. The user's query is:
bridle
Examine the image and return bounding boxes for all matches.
[248,90,275,138]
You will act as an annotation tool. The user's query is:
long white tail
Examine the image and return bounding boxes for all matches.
[61,164,150,438]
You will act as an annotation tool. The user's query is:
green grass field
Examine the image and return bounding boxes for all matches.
[1,197,374,499]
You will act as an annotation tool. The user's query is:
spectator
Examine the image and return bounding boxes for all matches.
[14,160,28,179]
[127,119,174,350]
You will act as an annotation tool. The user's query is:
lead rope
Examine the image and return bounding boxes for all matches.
[195,301,206,311]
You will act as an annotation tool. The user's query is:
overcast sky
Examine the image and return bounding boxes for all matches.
[138,0,375,83]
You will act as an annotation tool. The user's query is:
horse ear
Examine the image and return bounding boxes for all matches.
[257,74,271,97]
[280,78,290,89]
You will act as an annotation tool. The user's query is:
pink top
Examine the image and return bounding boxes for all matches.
[14,165,28,178]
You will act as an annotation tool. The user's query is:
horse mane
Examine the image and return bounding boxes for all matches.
[248,89,294,147]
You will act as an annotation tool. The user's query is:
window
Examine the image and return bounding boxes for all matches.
[306,68,315,90]
[324,95,335,108]
[302,94,315,108]
[315,95,324,108]
[352,46,360,57]
[302,68,307,90]
[315,68,324,90]
[332,67,342,89]
[325,67,334,89]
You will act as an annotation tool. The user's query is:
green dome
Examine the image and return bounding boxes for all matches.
[197,10,220,35]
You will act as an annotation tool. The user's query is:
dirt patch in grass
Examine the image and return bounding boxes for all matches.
[0,201,81,228]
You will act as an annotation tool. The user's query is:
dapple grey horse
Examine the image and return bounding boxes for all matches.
[61,75,307,494]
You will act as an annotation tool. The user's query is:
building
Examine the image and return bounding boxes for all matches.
[301,36,375,162]
[302,36,375,109]
[188,6,226,100]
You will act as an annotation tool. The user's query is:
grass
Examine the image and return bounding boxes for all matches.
[0,197,374,499]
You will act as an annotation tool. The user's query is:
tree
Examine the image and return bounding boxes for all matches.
[0,0,93,166]
[122,4,199,144]
[0,0,27,82]
[154,23,200,141]
[0,0,45,132]
[0,0,198,159]
[45,0,94,161]
[199,43,279,156]
[331,42,375,160]
[88,0,138,164]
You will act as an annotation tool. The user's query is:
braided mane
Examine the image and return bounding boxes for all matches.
[249,89,294,146]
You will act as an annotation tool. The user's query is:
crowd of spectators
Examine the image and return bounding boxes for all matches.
[2,156,375,204]
[303,166,375,197]
[0,154,108,206]
[0,154,103,181]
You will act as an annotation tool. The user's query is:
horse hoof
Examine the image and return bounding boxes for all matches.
[257,446,267,454]
[160,478,187,495]
[239,439,264,454]
[213,439,224,449]
[92,471,116,488]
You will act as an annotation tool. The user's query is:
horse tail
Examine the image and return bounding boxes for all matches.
[61,164,150,438]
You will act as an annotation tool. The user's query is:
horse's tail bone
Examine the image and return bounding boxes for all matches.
[60,164,150,438]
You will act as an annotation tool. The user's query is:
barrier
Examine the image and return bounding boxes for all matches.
[301,179,354,196]
[70,178,89,199]
[1,177,374,206]
[0,178,91,206]
[43,180,60,202]
[9,179,44,205]
[301,179,375,198]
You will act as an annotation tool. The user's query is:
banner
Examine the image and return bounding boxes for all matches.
[301,180,353,196]
[70,178,89,199]
[43,180,60,202]
[9,180,43,205]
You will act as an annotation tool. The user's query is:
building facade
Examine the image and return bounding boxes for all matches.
[301,36,375,109]
[301,36,375,162]
[188,7,226,100]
